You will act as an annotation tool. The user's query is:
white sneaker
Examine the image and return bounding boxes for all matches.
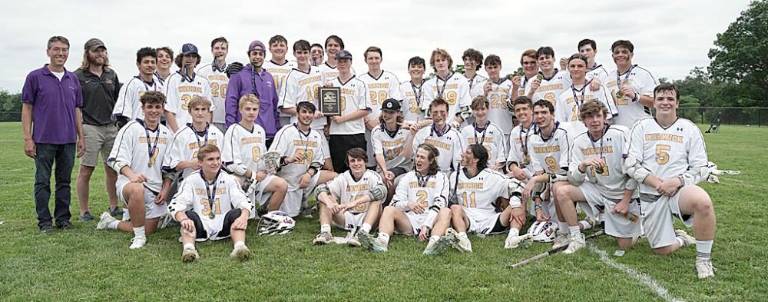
[181,247,199,263]
[129,236,146,250]
[563,233,586,254]
[695,258,715,279]
[552,233,569,249]
[675,229,696,247]
[357,232,375,251]
[96,212,116,230]
[346,233,361,247]
[230,245,251,261]
[455,232,473,253]
[371,237,389,253]
[312,232,333,245]
[423,236,452,256]
[505,233,531,249]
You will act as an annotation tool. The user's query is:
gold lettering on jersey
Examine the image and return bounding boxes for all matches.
[533,145,561,153]
[293,139,319,148]
[367,83,390,89]
[194,187,226,195]
[187,141,218,150]
[409,181,436,188]
[240,137,262,144]
[457,182,484,190]
[208,74,228,81]
[346,184,370,192]
[381,138,405,147]
[298,75,322,86]
[582,146,614,156]
[178,86,203,93]
[341,88,355,95]
[539,83,563,91]
[644,133,684,143]
[139,137,168,144]
[424,138,451,151]
[466,137,494,144]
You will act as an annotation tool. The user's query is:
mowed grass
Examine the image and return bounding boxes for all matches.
[0,122,766,301]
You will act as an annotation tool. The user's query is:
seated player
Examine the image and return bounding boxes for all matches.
[312,148,387,246]
[222,94,288,217]
[97,91,173,249]
[412,97,464,173]
[428,144,526,254]
[461,96,506,171]
[371,99,415,202]
[555,101,641,254]
[268,101,336,217]
[164,96,225,181]
[625,83,716,279]
[168,145,253,262]
[359,144,451,254]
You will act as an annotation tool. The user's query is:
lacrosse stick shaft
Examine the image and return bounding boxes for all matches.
[509,230,604,269]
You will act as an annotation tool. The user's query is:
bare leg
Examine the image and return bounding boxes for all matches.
[450,205,469,233]
[104,162,119,210]
[555,184,586,227]
[265,177,288,211]
[430,208,452,237]
[677,186,716,240]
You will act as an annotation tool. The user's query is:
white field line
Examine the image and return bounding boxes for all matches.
[587,242,685,302]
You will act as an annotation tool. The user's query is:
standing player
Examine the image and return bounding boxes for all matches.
[510,49,539,101]
[113,47,162,126]
[555,101,640,254]
[318,35,345,80]
[555,54,617,133]
[461,48,487,98]
[268,102,336,217]
[399,56,427,124]
[196,37,231,132]
[164,43,213,133]
[155,47,174,85]
[578,39,610,84]
[164,96,225,180]
[263,35,297,127]
[310,43,324,67]
[312,148,387,246]
[358,46,402,166]
[506,96,538,182]
[327,50,370,173]
[412,98,464,173]
[422,49,472,127]
[371,99,415,201]
[97,91,173,249]
[222,94,289,216]
[606,40,658,128]
[461,96,506,171]
[359,144,451,253]
[526,46,571,106]
[625,83,716,279]
[480,55,515,150]
[168,144,253,262]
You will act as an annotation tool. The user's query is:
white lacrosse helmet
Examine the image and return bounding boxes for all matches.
[527,221,558,242]
[257,211,296,235]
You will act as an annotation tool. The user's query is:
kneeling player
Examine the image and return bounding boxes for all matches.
[97,91,173,249]
[556,101,640,254]
[168,145,253,262]
[360,144,451,254]
[429,144,526,253]
[222,94,288,217]
[312,148,387,246]
[625,84,716,279]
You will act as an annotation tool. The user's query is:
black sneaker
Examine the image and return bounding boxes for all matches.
[56,221,72,230]
[79,211,94,221]
[39,224,54,233]
[109,207,124,217]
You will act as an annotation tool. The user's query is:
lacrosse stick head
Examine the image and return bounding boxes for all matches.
[263,151,282,174]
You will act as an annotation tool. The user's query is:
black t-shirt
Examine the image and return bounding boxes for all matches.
[74,68,120,125]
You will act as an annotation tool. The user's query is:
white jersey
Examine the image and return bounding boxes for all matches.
[107,119,173,192]
[164,124,225,179]
[516,74,535,98]
[399,80,426,123]
[507,123,538,174]
[627,118,708,196]
[528,123,571,175]
[484,78,515,134]
[279,66,326,130]
[371,124,411,171]
[465,73,488,98]
[563,63,611,87]
[263,59,297,95]
[391,171,450,211]
[569,125,634,200]
[319,62,355,82]
[421,72,472,120]
[461,122,506,167]
[554,81,618,135]
[525,69,571,105]
[412,124,464,172]
[450,168,509,211]
[606,65,658,128]
[329,76,370,135]
[221,123,268,176]
[326,170,385,213]
[112,76,162,120]
[358,70,401,116]
[196,63,229,124]
[164,72,213,129]
[168,170,252,240]
[268,124,326,190]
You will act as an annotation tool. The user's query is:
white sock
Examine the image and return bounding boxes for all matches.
[509,228,519,237]
[360,223,372,234]
[320,224,331,234]
[579,219,593,230]
[569,226,581,237]
[378,233,390,245]
[675,237,685,247]
[696,240,713,259]
[430,235,440,241]
[183,243,195,250]
[234,241,246,249]
[133,226,145,238]
[107,221,120,230]
[558,221,569,233]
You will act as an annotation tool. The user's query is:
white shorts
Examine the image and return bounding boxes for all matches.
[579,182,641,238]
[332,211,366,231]
[248,175,276,219]
[464,207,502,235]
[641,192,693,249]
[404,211,428,235]
[282,172,321,217]
[116,179,168,219]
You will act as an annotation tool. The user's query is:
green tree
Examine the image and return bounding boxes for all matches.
[0,90,22,121]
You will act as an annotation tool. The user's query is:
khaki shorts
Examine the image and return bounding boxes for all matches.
[82,124,118,167]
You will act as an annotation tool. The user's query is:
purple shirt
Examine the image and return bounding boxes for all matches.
[225,65,280,138]
[21,65,83,144]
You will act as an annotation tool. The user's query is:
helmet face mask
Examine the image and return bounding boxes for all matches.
[527,221,558,242]
[257,211,296,235]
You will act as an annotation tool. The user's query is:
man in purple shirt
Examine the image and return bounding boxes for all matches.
[21,36,86,232]
[225,40,280,147]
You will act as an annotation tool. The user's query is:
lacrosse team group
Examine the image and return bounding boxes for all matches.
[21,33,717,279]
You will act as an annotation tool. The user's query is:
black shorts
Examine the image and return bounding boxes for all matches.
[328,133,366,173]
[185,209,242,239]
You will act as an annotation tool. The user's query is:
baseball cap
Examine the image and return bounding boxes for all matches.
[336,49,353,60]
[181,43,199,55]
[248,40,266,53]
[84,38,106,51]
[381,98,401,112]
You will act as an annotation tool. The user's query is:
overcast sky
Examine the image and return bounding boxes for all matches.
[0,0,750,92]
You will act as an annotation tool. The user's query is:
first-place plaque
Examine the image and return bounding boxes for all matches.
[318,87,341,116]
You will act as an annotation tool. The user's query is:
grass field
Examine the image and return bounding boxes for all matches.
[0,122,766,301]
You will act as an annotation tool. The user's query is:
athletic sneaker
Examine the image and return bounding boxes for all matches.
[552,233,569,249]
[109,207,124,217]
[129,236,146,249]
[563,233,586,254]
[504,233,529,249]
[230,245,252,261]
[346,231,361,247]
[423,235,453,256]
[79,211,94,221]
[358,232,376,251]
[300,206,314,218]
[96,212,117,230]
[39,224,53,234]
[695,258,715,279]
[312,232,333,245]
[371,237,389,253]
[181,247,199,263]
[455,232,473,253]
[675,229,696,247]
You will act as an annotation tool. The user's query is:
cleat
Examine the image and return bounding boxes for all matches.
[358,232,376,251]
[230,245,251,261]
[695,258,715,279]
[181,247,199,263]
[109,207,124,217]
[96,212,116,230]
[371,237,389,253]
[312,232,333,245]
[552,233,569,249]
[129,236,146,250]
[505,233,531,249]
[675,229,696,247]
[423,235,453,256]
[563,233,586,254]
[79,211,94,222]
[455,232,472,253]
